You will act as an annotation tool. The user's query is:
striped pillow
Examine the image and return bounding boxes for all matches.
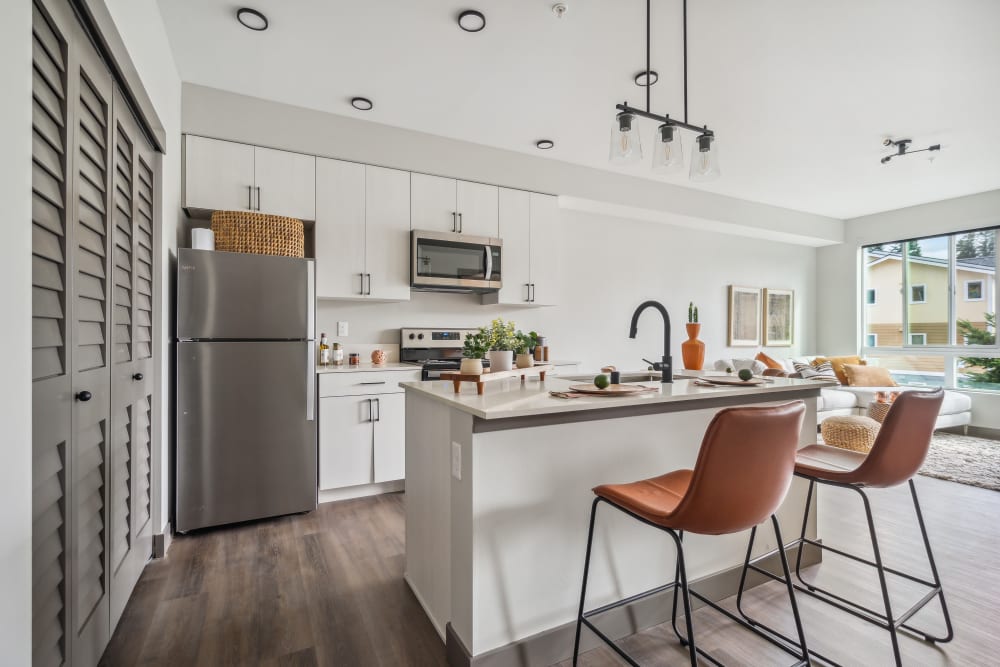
[794,361,837,380]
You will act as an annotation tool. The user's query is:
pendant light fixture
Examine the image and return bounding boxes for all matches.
[610,0,719,181]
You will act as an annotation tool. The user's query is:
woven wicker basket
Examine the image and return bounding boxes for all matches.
[820,415,880,453]
[210,210,304,258]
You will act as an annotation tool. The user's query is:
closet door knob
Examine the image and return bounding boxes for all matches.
[132,373,144,381]
[76,390,92,402]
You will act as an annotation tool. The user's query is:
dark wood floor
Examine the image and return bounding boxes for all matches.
[102,476,999,666]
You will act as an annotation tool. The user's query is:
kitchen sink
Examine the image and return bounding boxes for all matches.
[561,371,670,383]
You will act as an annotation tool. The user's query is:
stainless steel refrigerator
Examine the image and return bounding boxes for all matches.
[176,248,317,532]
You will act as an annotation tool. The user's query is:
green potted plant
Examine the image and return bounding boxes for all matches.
[485,318,518,372]
[514,331,535,369]
[460,330,490,375]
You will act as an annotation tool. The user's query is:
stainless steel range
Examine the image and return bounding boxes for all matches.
[400,327,489,380]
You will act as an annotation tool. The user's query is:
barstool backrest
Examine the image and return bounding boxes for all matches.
[670,401,805,535]
[852,389,944,488]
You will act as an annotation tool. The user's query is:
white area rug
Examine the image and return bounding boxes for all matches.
[920,432,1000,492]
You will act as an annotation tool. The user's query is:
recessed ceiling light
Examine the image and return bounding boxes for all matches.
[535,140,555,150]
[236,8,268,31]
[458,10,486,32]
[351,97,373,111]
[634,70,658,87]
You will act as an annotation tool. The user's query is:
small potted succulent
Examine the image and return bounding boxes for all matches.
[514,331,536,369]
[460,330,490,375]
[484,318,518,372]
[682,301,705,371]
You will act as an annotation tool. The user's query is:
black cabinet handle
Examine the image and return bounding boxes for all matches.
[359,273,365,295]
[367,398,373,423]
[248,185,253,210]
[366,273,372,295]
[255,186,261,211]
[452,212,457,232]
[374,397,381,422]
[76,390,92,402]
[458,212,463,233]
[525,283,531,302]
[132,373,143,381]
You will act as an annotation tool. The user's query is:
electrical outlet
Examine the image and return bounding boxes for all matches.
[337,321,348,337]
[451,442,462,480]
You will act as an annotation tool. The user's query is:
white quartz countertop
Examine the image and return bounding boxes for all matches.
[317,362,419,374]
[401,376,833,420]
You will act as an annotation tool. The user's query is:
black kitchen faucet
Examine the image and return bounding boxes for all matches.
[629,300,672,383]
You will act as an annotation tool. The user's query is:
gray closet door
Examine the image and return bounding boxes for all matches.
[108,86,154,629]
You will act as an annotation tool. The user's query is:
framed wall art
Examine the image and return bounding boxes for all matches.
[763,288,794,346]
[728,285,762,346]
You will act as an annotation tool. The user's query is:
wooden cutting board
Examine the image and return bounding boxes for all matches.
[696,376,767,386]
[566,384,658,396]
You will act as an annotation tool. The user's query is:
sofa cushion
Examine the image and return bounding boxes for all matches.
[814,355,866,385]
[819,388,858,412]
[835,386,972,416]
[755,351,785,370]
[779,355,823,373]
[843,363,897,387]
[795,361,837,380]
[713,358,766,375]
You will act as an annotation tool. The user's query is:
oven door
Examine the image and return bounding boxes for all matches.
[411,230,502,292]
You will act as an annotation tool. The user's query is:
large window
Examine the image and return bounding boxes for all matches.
[862,228,998,390]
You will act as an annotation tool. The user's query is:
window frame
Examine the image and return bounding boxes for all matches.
[965,279,985,302]
[865,333,878,347]
[909,333,927,345]
[866,288,877,305]
[909,283,927,304]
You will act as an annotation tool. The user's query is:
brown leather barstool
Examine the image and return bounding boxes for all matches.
[737,389,954,666]
[572,402,810,666]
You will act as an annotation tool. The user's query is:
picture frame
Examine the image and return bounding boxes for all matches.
[728,285,762,346]
[763,288,794,346]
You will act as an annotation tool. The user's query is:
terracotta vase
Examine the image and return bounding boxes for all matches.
[681,323,705,371]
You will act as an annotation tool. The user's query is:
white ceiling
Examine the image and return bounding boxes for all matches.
[157,0,1000,219]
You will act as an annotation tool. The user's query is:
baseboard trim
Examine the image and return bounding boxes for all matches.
[404,572,447,642]
[152,522,172,558]
[318,479,404,504]
[446,541,821,667]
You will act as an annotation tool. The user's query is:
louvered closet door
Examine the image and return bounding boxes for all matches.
[31,3,72,665]
[108,87,154,629]
[69,13,115,667]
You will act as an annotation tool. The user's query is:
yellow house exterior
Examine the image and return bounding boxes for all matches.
[864,253,995,347]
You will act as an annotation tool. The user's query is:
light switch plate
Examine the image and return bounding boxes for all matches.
[451,442,462,480]
[337,321,348,336]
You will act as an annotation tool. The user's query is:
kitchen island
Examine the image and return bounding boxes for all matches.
[402,375,828,666]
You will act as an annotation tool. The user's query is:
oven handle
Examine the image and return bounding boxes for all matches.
[484,245,493,281]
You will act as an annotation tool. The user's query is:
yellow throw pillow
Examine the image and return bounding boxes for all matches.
[755,351,785,370]
[813,355,867,385]
[843,364,897,387]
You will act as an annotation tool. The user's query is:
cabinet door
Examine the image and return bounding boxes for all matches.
[496,188,531,304]
[365,166,411,301]
[373,393,406,483]
[410,172,457,232]
[315,158,366,298]
[253,146,316,220]
[456,180,499,237]
[183,135,254,214]
[319,396,374,490]
[528,193,561,307]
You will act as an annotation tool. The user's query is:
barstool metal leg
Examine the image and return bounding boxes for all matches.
[666,531,698,666]
[771,515,811,662]
[573,498,601,666]
[907,479,954,643]
[857,487,903,666]
[794,479,816,590]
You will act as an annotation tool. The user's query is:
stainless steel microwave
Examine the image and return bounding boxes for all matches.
[411,230,502,293]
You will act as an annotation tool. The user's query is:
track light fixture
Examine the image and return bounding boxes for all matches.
[609,0,719,181]
[880,138,941,164]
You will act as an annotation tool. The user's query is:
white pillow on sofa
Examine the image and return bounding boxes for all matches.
[713,358,766,375]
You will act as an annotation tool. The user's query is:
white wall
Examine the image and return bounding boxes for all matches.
[0,1,33,662]
[102,0,182,541]
[318,209,817,370]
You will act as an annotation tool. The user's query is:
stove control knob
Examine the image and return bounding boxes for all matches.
[418,333,425,340]
[408,333,415,340]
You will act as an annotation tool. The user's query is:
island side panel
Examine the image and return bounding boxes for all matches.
[404,389,465,640]
[467,397,818,658]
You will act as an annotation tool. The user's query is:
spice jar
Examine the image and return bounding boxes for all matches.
[348,353,360,366]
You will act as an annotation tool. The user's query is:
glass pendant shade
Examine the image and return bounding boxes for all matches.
[689,133,720,182]
[651,123,684,172]
[609,112,642,164]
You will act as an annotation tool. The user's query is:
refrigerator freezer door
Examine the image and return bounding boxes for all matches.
[176,341,318,532]
[177,248,315,340]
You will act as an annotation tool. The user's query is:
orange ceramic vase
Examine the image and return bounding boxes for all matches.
[681,323,705,371]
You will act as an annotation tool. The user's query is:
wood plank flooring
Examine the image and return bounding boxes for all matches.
[101,476,999,666]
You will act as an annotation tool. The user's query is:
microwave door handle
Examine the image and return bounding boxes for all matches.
[484,245,493,281]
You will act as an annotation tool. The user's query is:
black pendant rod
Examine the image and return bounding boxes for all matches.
[617,103,712,136]
[646,0,651,112]
[683,0,688,123]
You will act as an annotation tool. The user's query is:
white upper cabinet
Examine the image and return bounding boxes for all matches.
[315,159,410,301]
[364,166,412,301]
[182,135,316,220]
[253,146,316,221]
[183,135,255,214]
[411,173,458,232]
[496,188,531,305]
[527,193,561,306]
[484,190,561,307]
[456,181,499,237]
[315,158,365,298]
[411,173,499,237]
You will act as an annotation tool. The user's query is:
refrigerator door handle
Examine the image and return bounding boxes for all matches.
[306,344,316,421]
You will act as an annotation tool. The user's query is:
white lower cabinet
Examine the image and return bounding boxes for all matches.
[318,371,418,493]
